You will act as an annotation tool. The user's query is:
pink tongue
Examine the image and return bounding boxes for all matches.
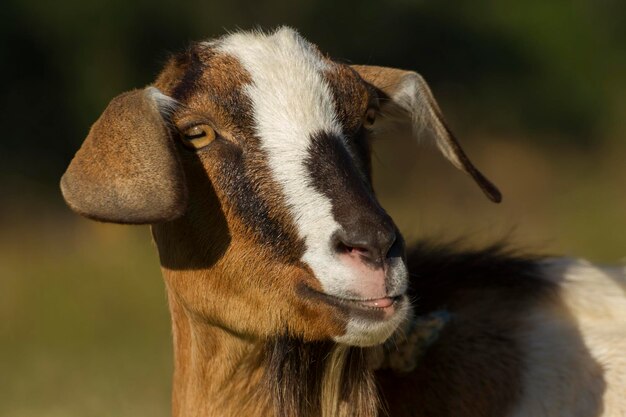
[359,297,394,308]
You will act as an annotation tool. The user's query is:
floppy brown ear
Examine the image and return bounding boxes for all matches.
[352,65,502,203]
[60,87,188,224]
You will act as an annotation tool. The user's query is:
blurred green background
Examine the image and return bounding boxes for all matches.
[1,1,624,416]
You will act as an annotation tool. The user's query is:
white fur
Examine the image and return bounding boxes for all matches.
[216,28,408,345]
[146,86,178,117]
[510,259,626,417]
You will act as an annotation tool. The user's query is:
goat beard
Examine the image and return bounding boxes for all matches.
[263,335,381,417]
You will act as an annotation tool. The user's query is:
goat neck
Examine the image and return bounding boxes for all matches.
[165,286,271,417]
[162,271,380,417]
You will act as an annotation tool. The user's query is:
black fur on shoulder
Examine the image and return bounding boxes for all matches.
[375,241,558,417]
[405,240,553,315]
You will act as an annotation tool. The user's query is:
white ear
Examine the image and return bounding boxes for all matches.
[352,65,502,203]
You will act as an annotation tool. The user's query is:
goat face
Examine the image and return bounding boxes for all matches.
[61,27,500,347]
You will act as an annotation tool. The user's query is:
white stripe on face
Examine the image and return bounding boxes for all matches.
[216,28,408,345]
[216,28,356,291]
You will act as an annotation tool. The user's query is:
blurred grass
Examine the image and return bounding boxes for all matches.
[0,217,172,417]
[1,136,624,416]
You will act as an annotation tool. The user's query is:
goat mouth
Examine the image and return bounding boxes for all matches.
[300,284,404,320]
[327,294,401,310]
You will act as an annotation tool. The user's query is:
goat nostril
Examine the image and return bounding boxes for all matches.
[351,246,370,257]
[335,237,380,265]
[336,241,368,256]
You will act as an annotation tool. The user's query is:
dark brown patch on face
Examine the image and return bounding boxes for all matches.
[171,46,205,103]
[304,132,401,274]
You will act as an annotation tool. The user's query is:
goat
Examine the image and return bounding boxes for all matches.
[61,27,626,417]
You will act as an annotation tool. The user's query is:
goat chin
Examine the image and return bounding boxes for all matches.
[333,295,411,347]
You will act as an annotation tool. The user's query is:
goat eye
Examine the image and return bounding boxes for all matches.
[363,108,377,128]
[180,124,216,150]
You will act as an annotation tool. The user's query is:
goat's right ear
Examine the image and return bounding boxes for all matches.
[352,65,502,203]
[61,87,188,224]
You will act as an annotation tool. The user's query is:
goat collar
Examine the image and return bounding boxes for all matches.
[370,309,451,373]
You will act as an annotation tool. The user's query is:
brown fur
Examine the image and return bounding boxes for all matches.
[322,65,377,182]
[323,64,372,134]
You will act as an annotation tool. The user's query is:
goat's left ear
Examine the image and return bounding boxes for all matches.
[352,65,502,203]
